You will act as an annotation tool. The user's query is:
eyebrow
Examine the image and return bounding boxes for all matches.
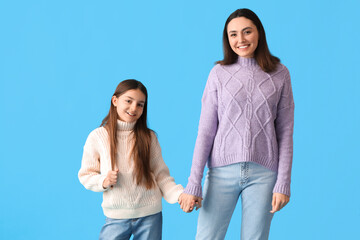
[125,96,145,103]
[228,27,253,33]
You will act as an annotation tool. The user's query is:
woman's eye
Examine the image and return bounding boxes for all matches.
[138,104,144,108]
[244,31,251,35]
[230,33,237,37]
[126,100,131,103]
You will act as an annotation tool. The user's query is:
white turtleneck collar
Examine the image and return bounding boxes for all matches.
[117,119,136,131]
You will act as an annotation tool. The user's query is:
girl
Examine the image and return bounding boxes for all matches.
[79,79,184,240]
[179,8,295,240]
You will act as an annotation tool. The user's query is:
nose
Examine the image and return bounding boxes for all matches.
[130,103,137,112]
[239,34,245,42]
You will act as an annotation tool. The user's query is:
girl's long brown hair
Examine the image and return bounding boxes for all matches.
[217,8,280,73]
[101,79,154,189]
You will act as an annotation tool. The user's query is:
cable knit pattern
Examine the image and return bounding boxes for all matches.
[78,120,183,219]
[184,57,294,197]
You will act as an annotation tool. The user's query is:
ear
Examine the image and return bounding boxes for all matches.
[111,96,118,107]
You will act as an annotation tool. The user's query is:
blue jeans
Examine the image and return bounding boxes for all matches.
[99,212,162,240]
[196,162,277,240]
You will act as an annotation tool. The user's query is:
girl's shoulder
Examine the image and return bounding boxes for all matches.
[83,127,108,151]
[149,129,158,142]
[86,126,108,142]
[149,130,162,148]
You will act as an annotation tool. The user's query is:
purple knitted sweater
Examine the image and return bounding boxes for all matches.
[184,57,294,197]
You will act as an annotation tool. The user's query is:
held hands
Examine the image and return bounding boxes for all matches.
[270,192,290,213]
[102,169,119,189]
[178,193,203,213]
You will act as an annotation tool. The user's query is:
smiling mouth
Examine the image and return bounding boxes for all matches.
[238,45,249,49]
[126,112,136,117]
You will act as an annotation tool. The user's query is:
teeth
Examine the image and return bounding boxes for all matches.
[127,112,135,116]
[239,45,248,49]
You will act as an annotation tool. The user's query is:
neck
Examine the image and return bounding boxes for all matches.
[236,56,257,66]
[117,119,136,131]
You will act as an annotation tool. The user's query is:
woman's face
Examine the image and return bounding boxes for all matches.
[227,17,259,58]
[112,89,146,122]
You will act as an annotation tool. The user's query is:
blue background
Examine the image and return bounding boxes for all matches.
[1,0,359,239]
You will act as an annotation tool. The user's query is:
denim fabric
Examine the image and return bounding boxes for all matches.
[196,162,277,240]
[99,212,162,240]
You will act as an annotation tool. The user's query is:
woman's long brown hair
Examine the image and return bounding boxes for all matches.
[101,79,154,189]
[217,8,280,73]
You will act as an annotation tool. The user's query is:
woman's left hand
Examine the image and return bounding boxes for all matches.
[270,193,290,213]
[178,193,202,213]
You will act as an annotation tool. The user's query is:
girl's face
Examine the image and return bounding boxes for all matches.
[112,89,146,123]
[227,17,259,58]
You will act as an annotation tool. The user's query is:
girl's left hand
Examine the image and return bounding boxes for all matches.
[270,193,290,213]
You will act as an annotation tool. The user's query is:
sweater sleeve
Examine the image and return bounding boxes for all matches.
[184,66,219,197]
[78,130,108,192]
[273,67,295,196]
[150,132,184,204]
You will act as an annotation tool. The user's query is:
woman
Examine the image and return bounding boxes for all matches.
[178,8,294,240]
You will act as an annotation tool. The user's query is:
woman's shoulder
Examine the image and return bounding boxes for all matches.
[205,64,220,75]
[205,64,222,82]
[263,63,290,80]
[273,63,290,75]
[211,63,228,72]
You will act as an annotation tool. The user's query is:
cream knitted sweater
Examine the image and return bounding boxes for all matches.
[78,120,184,219]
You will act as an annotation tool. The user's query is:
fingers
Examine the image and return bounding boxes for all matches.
[188,201,195,212]
[270,195,280,213]
[179,194,198,213]
[194,197,203,210]
[108,171,118,185]
[103,170,119,188]
[178,194,183,205]
[109,171,118,180]
[270,193,290,213]
[179,195,204,212]
[181,199,195,213]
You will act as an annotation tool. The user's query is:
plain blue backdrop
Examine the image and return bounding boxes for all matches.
[1,0,359,239]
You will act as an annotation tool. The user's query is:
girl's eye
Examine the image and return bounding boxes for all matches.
[244,30,252,35]
[230,33,237,37]
[138,104,144,108]
[126,100,132,103]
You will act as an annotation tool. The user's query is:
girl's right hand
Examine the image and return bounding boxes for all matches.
[102,169,119,189]
[178,193,202,213]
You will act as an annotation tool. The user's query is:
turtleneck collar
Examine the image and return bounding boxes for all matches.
[236,56,258,66]
[117,119,136,131]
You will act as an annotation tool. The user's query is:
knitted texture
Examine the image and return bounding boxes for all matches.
[184,57,294,197]
[78,120,183,219]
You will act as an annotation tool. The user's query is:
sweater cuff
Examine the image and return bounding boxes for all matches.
[163,185,184,204]
[98,175,110,192]
[184,184,202,197]
[273,182,291,197]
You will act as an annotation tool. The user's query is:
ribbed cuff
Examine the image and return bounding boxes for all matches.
[163,185,184,204]
[273,182,291,197]
[98,175,110,192]
[183,184,202,197]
